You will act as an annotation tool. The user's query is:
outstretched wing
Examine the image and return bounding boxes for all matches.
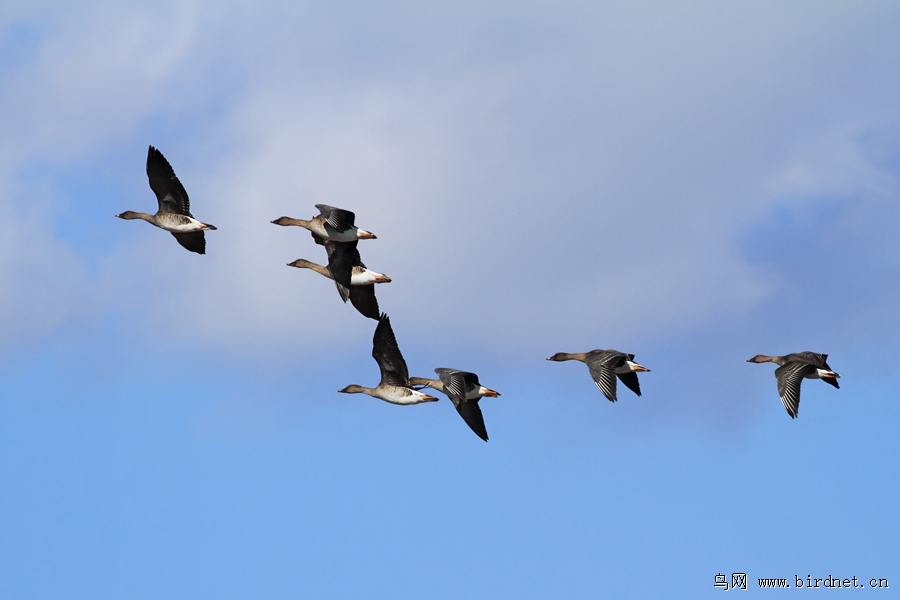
[585,351,623,402]
[348,285,381,320]
[312,232,363,302]
[146,146,192,216]
[315,204,356,233]
[170,231,206,254]
[455,399,489,442]
[325,241,360,302]
[775,362,815,418]
[434,368,479,403]
[372,314,410,387]
[434,368,488,442]
[616,371,642,397]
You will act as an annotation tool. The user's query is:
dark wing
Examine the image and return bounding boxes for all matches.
[775,362,815,418]
[146,146,192,216]
[348,285,380,320]
[372,314,410,387]
[434,368,479,403]
[616,371,642,397]
[455,398,489,442]
[170,231,206,254]
[585,351,623,402]
[312,231,366,266]
[325,241,360,302]
[312,233,362,303]
[434,369,488,442]
[315,204,356,232]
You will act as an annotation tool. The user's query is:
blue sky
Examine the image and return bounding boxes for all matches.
[1,2,898,597]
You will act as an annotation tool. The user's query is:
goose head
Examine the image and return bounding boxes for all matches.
[747,355,775,364]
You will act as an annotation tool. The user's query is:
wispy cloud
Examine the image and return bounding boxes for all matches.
[2,1,900,374]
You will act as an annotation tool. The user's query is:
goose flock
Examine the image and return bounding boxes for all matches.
[117,146,841,440]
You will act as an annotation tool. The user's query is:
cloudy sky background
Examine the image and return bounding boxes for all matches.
[1,1,898,597]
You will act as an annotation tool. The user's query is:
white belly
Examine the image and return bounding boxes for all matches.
[350,269,384,285]
[157,214,207,233]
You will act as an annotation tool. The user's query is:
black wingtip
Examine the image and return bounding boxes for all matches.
[171,231,206,254]
[147,145,163,165]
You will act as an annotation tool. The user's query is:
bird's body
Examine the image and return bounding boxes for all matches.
[546,350,650,402]
[409,368,500,442]
[116,146,216,254]
[287,257,390,320]
[307,233,373,304]
[339,314,438,405]
[287,259,390,285]
[748,353,840,418]
[271,204,375,241]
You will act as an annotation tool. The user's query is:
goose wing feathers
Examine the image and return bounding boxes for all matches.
[372,314,410,387]
[584,350,626,402]
[311,232,361,302]
[616,371,642,397]
[170,231,206,254]
[434,368,479,403]
[455,399,488,442]
[434,368,488,442]
[315,204,356,233]
[326,241,359,302]
[774,362,817,418]
[348,285,381,320]
[146,146,191,216]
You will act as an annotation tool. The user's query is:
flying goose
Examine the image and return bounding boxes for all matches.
[116,146,217,254]
[546,350,650,402]
[409,368,500,442]
[747,352,840,418]
[271,204,376,241]
[287,251,390,320]
[339,314,438,405]
[306,232,378,304]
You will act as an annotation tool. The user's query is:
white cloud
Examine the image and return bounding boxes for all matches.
[768,123,899,202]
[2,0,900,364]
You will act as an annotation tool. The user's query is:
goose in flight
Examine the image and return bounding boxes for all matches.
[339,314,438,405]
[287,249,390,320]
[271,204,376,241]
[116,146,217,254]
[747,352,840,418]
[546,350,650,402]
[410,368,500,442]
[306,232,382,305]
